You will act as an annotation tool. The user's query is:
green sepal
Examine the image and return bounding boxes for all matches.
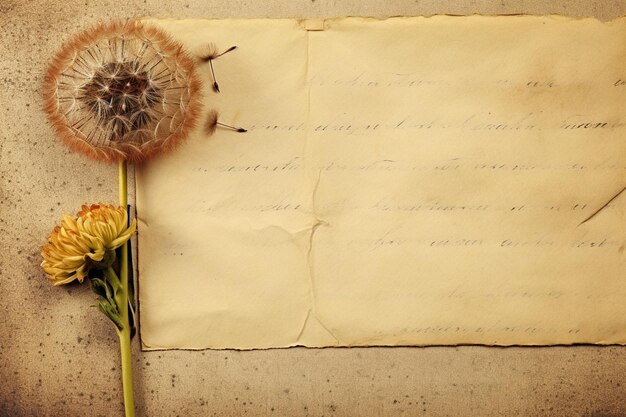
[88,249,116,271]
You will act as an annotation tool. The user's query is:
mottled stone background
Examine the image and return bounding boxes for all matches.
[1,1,625,416]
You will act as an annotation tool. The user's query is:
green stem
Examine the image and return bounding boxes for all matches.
[117,160,135,417]
[117,310,134,417]
[119,160,128,207]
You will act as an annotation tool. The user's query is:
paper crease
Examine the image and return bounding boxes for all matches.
[295,23,339,345]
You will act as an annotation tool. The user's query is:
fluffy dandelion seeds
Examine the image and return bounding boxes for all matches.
[43,21,202,163]
[205,109,247,135]
[198,43,237,93]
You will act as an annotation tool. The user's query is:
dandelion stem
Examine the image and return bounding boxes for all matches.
[119,160,128,207]
[116,160,135,417]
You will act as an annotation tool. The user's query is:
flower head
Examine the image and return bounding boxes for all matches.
[41,204,136,285]
[76,204,137,250]
[43,20,202,164]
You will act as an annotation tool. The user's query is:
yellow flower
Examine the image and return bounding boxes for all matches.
[76,204,137,251]
[41,204,136,286]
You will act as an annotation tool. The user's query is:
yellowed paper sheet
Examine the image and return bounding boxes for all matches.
[136,17,626,350]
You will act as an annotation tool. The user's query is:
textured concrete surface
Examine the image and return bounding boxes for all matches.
[1,1,626,416]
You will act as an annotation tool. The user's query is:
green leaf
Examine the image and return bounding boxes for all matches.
[91,275,124,330]
[102,267,121,296]
[97,298,123,330]
[90,277,111,300]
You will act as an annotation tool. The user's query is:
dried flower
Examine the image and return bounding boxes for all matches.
[43,20,202,164]
[41,204,136,285]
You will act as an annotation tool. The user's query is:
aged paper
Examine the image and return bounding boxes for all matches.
[136,17,626,350]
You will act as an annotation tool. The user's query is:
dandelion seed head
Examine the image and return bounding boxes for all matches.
[43,20,202,163]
